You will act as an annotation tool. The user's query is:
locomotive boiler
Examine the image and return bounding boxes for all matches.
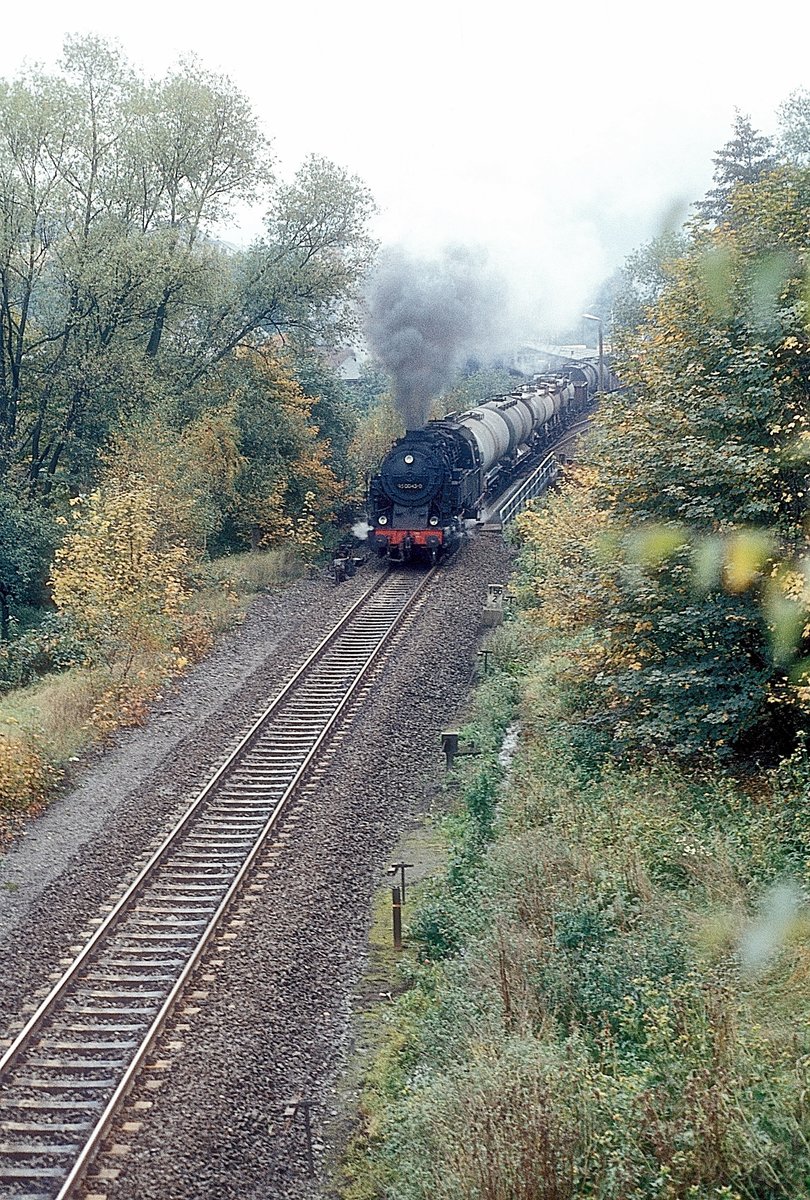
[367,362,612,563]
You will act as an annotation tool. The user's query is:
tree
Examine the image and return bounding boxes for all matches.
[695,110,777,223]
[291,349,358,494]
[135,57,272,360]
[0,40,247,490]
[606,232,687,339]
[0,39,376,499]
[0,68,71,484]
[0,487,55,638]
[193,155,377,379]
[441,366,517,414]
[50,480,193,671]
[211,347,345,551]
[580,163,810,756]
[348,394,404,481]
[777,87,810,166]
[104,411,243,553]
[346,362,391,416]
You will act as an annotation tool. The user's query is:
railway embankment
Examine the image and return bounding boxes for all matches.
[0,562,377,1024]
[0,530,514,1199]
[336,491,810,1200]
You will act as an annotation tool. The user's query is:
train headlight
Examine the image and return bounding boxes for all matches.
[404,454,414,464]
[378,515,388,525]
[429,516,439,526]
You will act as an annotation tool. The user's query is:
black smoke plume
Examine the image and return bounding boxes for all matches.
[365,245,506,430]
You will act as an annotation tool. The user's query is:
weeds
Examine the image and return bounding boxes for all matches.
[0,727,60,812]
[343,619,810,1199]
[204,547,303,595]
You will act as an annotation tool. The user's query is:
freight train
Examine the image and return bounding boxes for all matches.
[366,360,618,563]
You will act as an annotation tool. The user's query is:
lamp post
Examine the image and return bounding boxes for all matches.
[582,312,604,393]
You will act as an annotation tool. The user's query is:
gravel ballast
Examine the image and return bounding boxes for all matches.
[0,566,379,1030]
[0,532,514,1198]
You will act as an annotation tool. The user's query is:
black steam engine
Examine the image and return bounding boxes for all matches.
[367,360,617,562]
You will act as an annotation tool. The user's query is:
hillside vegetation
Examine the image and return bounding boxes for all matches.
[0,37,384,819]
[342,107,810,1199]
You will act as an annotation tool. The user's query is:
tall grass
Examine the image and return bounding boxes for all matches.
[204,547,303,595]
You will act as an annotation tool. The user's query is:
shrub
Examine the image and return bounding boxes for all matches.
[382,1039,581,1200]
[50,481,193,670]
[0,614,86,692]
[408,885,471,961]
[0,728,60,811]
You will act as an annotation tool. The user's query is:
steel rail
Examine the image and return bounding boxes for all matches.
[0,568,393,1081]
[0,564,436,1200]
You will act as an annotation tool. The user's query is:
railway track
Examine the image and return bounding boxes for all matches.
[0,565,436,1200]
[553,416,591,451]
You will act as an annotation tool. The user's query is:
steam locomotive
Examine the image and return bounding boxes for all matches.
[367,360,617,562]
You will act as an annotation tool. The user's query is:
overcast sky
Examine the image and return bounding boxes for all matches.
[2,0,809,336]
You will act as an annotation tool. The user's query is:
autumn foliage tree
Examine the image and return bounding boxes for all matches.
[50,482,195,674]
[218,347,345,555]
[104,411,244,554]
[347,394,404,482]
[575,163,810,757]
[513,150,810,760]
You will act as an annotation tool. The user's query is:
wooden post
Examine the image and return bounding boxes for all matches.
[392,886,403,951]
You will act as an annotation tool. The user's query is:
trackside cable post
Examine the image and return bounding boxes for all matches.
[392,886,403,951]
[441,731,480,770]
[441,731,459,768]
[388,861,414,904]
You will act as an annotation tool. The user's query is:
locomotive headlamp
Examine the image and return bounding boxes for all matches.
[404,454,414,464]
[378,515,388,525]
[429,516,439,526]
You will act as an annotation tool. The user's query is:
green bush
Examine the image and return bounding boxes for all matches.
[0,614,86,692]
